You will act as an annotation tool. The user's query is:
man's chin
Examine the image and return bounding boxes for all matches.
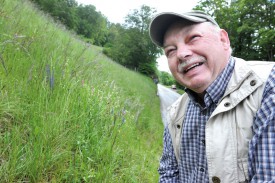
[185,81,209,94]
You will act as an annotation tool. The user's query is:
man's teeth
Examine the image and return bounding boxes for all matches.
[185,63,202,72]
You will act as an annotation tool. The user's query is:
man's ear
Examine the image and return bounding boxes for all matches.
[220,29,231,50]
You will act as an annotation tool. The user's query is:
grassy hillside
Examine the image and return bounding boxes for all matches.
[0,0,163,182]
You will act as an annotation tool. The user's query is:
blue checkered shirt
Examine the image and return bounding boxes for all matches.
[158,58,275,182]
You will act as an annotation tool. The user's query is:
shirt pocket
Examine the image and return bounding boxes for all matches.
[237,158,248,182]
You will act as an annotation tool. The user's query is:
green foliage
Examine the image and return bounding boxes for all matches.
[0,0,163,182]
[31,0,162,77]
[138,62,158,76]
[30,0,79,30]
[30,0,108,46]
[158,71,175,86]
[195,0,275,61]
[104,5,162,76]
[76,5,108,46]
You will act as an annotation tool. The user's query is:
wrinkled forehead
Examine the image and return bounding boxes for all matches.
[165,21,216,37]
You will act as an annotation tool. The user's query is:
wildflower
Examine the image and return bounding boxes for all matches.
[46,64,54,90]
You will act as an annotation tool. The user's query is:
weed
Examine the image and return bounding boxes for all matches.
[0,0,163,182]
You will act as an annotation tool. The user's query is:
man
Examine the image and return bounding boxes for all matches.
[149,11,275,183]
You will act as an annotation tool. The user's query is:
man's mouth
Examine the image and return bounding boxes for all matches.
[184,62,204,73]
[178,56,206,73]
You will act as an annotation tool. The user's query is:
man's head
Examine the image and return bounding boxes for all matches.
[150,11,220,47]
[149,11,231,95]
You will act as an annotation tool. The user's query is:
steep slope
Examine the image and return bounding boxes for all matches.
[0,0,163,182]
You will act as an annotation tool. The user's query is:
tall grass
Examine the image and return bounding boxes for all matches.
[0,0,163,182]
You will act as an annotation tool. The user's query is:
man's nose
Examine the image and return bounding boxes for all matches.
[177,45,192,61]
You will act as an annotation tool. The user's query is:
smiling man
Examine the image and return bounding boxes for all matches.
[149,11,275,183]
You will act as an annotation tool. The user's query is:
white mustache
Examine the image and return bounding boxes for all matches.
[178,56,207,73]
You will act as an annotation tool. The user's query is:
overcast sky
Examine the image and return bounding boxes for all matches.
[76,0,199,72]
[76,0,199,24]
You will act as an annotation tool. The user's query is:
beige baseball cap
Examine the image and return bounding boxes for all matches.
[149,11,219,47]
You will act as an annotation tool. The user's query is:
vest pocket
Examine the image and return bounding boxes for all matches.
[237,158,248,182]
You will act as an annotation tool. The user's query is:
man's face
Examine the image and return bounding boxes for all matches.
[163,22,230,95]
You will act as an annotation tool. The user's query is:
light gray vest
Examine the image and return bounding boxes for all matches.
[167,58,274,183]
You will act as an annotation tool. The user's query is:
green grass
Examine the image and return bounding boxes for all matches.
[0,0,163,182]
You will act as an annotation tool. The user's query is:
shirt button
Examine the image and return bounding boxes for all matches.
[201,110,207,116]
[224,102,230,107]
[212,176,221,183]
[250,80,256,86]
[201,140,205,146]
[200,168,205,172]
[176,124,180,129]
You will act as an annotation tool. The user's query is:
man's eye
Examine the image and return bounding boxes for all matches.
[190,35,200,41]
[165,50,170,57]
[165,49,176,57]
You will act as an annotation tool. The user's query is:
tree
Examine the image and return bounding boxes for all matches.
[30,0,109,46]
[158,71,175,86]
[30,0,79,30]
[104,5,162,76]
[76,5,108,46]
[194,0,274,61]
